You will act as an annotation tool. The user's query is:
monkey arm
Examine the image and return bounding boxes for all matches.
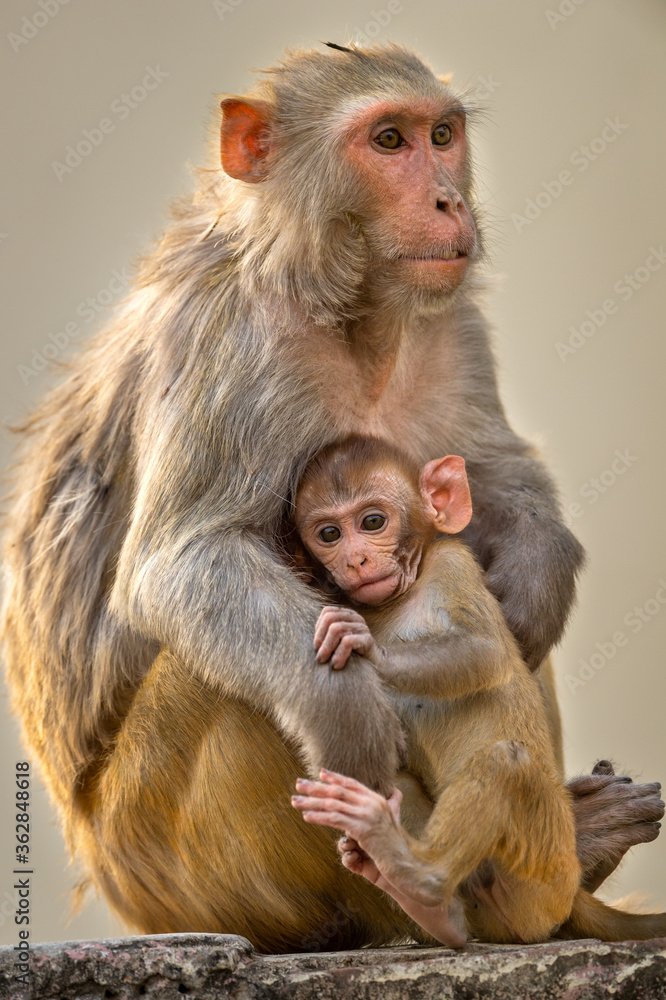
[313,603,511,700]
[374,630,511,700]
[112,510,405,795]
[367,541,518,700]
[461,452,585,670]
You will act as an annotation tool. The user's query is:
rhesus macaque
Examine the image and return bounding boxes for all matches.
[291,436,666,944]
[2,44,662,952]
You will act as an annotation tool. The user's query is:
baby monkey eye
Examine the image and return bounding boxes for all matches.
[361,514,386,531]
[319,526,341,543]
[432,123,452,146]
[374,128,403,149]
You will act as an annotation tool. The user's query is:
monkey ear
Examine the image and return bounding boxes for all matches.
[420,455,472,534]
[220,98,272,183]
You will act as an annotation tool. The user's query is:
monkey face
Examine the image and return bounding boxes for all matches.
[342,96,478,297]
[295,469,424,606]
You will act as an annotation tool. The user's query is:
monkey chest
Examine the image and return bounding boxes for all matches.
[300,335,461,458]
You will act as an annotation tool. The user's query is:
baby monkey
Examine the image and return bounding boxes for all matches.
[291,436,661,946]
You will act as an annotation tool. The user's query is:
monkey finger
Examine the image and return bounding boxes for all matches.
[294,786,381,824]
[320,606,365,620]
[330,632,372,669]
[567,773,626,797]
[295,779,365,807]
[317,616,368,641]
[340,850,364,873]
[300,809,358,834]
[314,608,365,646]
[316,622,368,663]
[292,793,349,810]
[386,787,404,823]
[320,768,377,793]
[319,769,387,806]
[592,759,615,776]
[337,835,361,855]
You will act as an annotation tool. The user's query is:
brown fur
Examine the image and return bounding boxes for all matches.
[291,437,666,943]
[1,44,661,951]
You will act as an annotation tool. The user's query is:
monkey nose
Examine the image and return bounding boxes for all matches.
[347,555,367,570]
[435,195,464,218]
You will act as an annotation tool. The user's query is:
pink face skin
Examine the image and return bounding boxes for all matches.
[296,470,423,607]
[341,96,478,296]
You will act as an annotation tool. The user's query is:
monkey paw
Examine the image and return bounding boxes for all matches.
[337,836,383,883]
[568,760,664,893]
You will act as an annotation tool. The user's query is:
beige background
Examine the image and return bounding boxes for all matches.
[0,0,664,945]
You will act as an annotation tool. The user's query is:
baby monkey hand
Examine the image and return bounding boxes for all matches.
[314,606,384,670]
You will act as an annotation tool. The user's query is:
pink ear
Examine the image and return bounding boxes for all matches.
[420,455,472,534]
[220,98,272,182]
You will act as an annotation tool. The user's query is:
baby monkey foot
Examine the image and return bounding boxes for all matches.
[292,768,467,949]
[292,769,442,905]
[336,833,467,948]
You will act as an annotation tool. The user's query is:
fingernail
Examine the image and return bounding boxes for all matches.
[292,796,303,804]
[321,768,332,775]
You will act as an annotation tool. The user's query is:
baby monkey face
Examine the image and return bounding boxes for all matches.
[296,469,424,606]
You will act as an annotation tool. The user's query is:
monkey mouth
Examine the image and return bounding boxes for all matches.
[400,250,466,261]
[349,573,400,605]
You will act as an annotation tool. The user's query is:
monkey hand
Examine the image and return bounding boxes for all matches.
[483,517,585,669]
[314,606,384,670]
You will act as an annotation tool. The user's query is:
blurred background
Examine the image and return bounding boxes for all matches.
[0,0,664,944]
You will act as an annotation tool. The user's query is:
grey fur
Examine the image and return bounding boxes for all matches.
[2,44,583,853]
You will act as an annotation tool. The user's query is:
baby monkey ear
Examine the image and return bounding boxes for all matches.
[220,98,273,182]
[420,455,472,534]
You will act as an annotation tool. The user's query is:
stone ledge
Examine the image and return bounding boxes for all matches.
[1,933,665,999]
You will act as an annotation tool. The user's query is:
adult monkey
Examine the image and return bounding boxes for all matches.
[2,44,662,951]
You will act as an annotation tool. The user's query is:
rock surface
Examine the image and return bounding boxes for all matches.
[1,933,665,999]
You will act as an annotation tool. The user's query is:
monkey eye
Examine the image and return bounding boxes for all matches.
[374,128,404,150]
[319,526,341,543]
[432,123,452,146]
[361,514,386,531]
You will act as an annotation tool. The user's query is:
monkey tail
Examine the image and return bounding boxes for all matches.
[560,889,666,941]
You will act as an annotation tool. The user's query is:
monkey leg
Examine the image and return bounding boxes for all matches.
[393,769,435,838]
[410,740,580,944]
[77,651,416,954]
